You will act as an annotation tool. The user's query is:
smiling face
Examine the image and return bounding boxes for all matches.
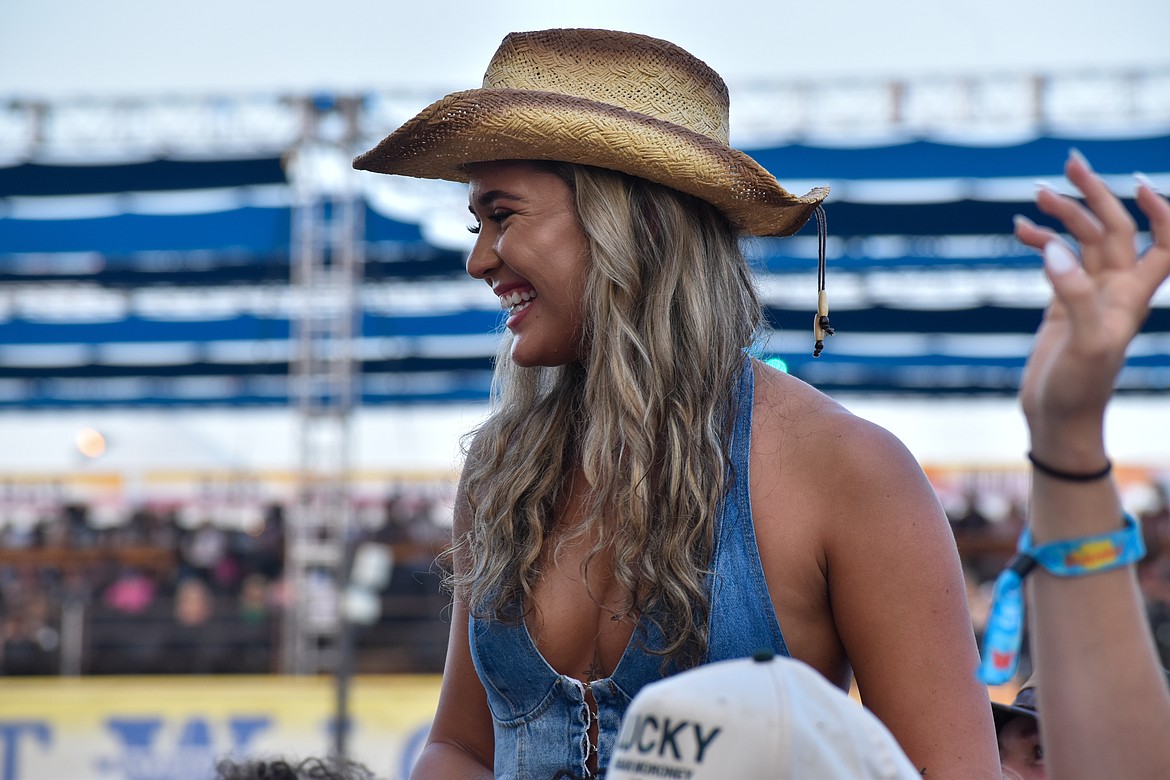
[465,160,591,368]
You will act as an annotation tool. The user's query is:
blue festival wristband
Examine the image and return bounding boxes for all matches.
[976,512,1145,685]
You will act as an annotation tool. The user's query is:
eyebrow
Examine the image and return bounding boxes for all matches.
[469,188,525,214]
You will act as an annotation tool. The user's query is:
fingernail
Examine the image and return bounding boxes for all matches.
[1069,147,1092,172]
[1136,172,1160,193]
[1013,214,1035,230]
[1035,179,1056,194]
[1044,240,1078,275]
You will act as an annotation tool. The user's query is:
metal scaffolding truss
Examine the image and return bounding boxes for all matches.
[282,98,365,675]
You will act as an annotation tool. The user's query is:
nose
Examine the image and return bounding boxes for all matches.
[465,234,499,282]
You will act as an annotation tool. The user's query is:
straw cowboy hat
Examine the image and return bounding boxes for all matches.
[353,28,828,238]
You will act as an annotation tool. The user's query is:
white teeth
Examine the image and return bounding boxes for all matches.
[499,289,536,312]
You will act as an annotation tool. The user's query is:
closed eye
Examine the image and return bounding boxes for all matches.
[468,211,511,235]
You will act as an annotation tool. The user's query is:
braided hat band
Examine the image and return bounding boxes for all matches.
[353,28,829,238]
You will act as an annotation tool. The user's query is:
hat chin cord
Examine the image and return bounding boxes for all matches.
[812,205,834,357]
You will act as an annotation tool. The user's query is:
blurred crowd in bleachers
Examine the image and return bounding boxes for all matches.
[3,472,1170,678]
[0,488,451,676]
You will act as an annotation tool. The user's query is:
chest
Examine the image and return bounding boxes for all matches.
[526,514,636,683]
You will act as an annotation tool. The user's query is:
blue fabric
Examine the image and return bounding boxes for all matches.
[0,203,427,256]
[743,135,1170,181]
[468,359,789,779]
[0,311,500,345]
[0,157,287,198]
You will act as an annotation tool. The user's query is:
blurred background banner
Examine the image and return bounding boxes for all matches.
[2,1,1170,779]
[0,675,438,780]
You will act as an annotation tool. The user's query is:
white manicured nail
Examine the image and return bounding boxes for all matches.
[1013,214,1035,231]
[1035,179,1056,194]
[1044,240,1078,275]
[1136,172,1159,193]
[1069,147,1092,172]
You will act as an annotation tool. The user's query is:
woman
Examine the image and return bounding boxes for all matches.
[355,29,999,779]
[993,151,1170,779]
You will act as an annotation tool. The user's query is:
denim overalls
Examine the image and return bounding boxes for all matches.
[469,361,789,779]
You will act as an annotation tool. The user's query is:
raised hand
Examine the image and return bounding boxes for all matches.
[1013,151,1170,465]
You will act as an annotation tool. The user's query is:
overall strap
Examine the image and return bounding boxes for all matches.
[706,356,790,660]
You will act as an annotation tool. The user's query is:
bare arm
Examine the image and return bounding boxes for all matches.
[1013,151,1170,780]
[820,420,1001,779]
[409,473,495,779]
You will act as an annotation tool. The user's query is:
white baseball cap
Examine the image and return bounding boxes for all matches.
[607,652,921,779]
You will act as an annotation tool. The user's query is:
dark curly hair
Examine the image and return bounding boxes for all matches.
[214,756,377,780]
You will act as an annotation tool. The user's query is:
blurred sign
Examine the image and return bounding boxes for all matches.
[0,675,439,780]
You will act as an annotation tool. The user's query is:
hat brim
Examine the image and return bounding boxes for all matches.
[991,701,1037,733]
[354,88,828,238]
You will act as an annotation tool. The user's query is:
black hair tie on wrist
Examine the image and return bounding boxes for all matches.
[1027,451,1113,482]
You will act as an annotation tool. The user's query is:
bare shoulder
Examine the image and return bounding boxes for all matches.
[750,359,931,503]
[750,361,999,777]
[749,358,954,583]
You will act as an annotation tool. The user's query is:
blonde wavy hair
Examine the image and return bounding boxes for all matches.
[452,162,763,668]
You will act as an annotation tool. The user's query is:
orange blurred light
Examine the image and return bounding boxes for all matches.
[75,427,107,458]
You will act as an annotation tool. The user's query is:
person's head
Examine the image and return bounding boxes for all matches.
[993,678,1044,780]
[174,576,212,626]
[214,756,376,780]
[359,29,826,371]
[993,669,1170,780]
[463,155,759,369]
